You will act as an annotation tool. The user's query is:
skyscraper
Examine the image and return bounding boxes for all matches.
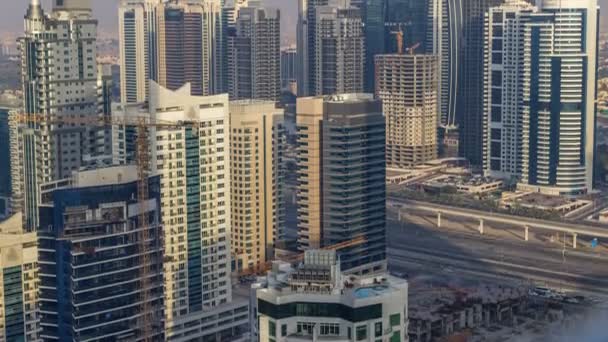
[37,166,164,340]
[376,54,439,168]
[427,0,462,129]
[229,100,285,272]
[0,213,40,341]
[228,6,281,101]
[147,82,249,339]
[296,94,386,273]
[364,0,385,92]
[519,0,598,195]
[280,46,298,92]
[457,0,503,168]
[297,0,329,97]
[482,1,534,180]
[481,0,598,195]
[0,108,11,202]
[314,5,365,95]
[157,0,223,96]
[118,0,161,103]
[16,0,111,230]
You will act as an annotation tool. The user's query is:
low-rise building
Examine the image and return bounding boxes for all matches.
[252,250,409,342]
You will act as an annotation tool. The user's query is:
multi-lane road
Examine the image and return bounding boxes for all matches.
[387,203,608,301]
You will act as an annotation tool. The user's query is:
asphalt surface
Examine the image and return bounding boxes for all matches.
[387,208,608,301]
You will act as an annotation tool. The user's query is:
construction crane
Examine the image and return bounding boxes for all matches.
[238,236,367,277]
[407,42,421,55]
[15,113,179,341]
[391,26,405,54]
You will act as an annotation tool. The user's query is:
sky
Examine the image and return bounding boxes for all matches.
[2,0,607,42]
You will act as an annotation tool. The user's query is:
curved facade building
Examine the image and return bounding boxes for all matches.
[520,0,598,195]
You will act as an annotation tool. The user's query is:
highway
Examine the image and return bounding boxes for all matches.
[388,197,608,240]
[386,207,608,301]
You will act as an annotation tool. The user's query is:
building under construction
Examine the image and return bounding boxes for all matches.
[408,285,529,342]
[37,165,164,340]
[375,51,439,168]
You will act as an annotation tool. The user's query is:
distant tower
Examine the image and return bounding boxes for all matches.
[520,0,598,195]
[482,1,534,180]
[15,0,110,230]
[314,5,365,95]
[118,0,162,103]
[157,0,223,96]
[296,0,329,97]
[376,53,439,168]
[228,5,281,101]
[457,0,503,168]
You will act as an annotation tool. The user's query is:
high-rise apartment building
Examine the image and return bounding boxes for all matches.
[457,0,504,168]
[228,6,281,101]
[314,5,365,95]
[364,0,385,92]
[376,54,439,168]
[519,0,598,195]
[0,213,40,341]
[16,0,112,230]
[147,82,249,340]
[252,250,409,342]
[0,107,11,218]
[482,0,598,196]
[118,0,161,103]
[482,1,534,180]
[427,0,462,129]
[297,0,329,97]
[280,47,298,92]
[229,100,285,272]
[157,0,223,96]
[296,94,386,273]
[37,166,164,340]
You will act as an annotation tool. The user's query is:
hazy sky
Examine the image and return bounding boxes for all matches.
[2,0,607,40]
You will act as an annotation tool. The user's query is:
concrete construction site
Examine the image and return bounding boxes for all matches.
[407,283,603,342]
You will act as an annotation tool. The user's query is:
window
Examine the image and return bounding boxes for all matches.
[281,324,287,336]
[356,326,367,340]
[390,332,401,342]
[375,322,382,337]
[320,323,340,336]
[297,322,314,335]
[491,106,502,123]
[492,88,502,105]
[390,313,400,327]
[269,321,276,337]
[491,128,502,141]
[492,71,502,87]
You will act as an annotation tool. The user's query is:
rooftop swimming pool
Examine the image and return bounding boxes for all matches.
[354,285,389,299]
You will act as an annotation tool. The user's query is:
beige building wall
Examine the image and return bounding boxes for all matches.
[295,97,324,250]
[229,100,285,272]
[0,213,40,341]
[148,82,232,327]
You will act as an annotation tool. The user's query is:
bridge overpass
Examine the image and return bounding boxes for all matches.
[388,197,608,248]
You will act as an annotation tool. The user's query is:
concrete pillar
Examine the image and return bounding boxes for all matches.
[437,212,442,228]
[572,233,577,249]
[524,226,529,241]
[479,218,484,235]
